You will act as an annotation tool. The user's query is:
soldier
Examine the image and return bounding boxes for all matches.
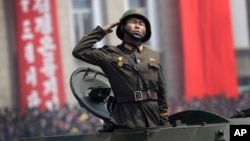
[72,8,169,130]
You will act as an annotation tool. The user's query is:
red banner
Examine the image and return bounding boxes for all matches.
[179,0,238,102]
[13,0,65,113]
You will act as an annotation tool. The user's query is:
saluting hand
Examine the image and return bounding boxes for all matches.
[102,21,120,34]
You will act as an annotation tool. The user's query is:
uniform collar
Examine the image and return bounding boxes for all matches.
[124,43,144,53]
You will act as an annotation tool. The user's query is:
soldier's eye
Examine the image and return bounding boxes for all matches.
[139,22,145,26]
[128,20,137,24]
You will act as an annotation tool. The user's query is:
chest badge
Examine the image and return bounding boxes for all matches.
[117,56,123,67]
[149,57,155,62]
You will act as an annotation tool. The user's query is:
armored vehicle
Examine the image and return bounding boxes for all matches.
[20,67,250,141]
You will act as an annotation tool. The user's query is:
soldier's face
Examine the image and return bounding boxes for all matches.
[125,17,146,37]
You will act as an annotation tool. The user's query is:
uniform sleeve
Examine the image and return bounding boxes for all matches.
[157,64,169,124]
[72,26,107,66]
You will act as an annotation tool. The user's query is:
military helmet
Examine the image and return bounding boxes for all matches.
[116,8,151,42]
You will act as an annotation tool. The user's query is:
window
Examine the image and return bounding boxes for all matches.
[71,0,105,46]
[238,76,250,94]
[230,0,250,48]
[128,0,147,9]
[72,0,92,44]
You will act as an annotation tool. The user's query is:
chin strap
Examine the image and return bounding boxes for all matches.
[124,27,144,43]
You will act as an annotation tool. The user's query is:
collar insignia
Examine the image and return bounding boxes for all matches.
[124,44,144,52]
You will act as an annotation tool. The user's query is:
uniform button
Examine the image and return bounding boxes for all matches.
[137,110,141,114]
[137,59,141,63]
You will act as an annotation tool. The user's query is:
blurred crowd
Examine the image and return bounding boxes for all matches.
[0,91,249,141]
[0,105,103,141]
[168,91,250,118]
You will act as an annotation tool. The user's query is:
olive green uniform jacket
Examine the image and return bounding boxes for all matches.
[72,26,168,129]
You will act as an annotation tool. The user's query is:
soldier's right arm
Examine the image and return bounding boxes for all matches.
[72,22,119,65]
[72,26,106,65]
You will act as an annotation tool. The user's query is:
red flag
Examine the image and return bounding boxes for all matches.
[13,0,66,113]
[179,0,238,102]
